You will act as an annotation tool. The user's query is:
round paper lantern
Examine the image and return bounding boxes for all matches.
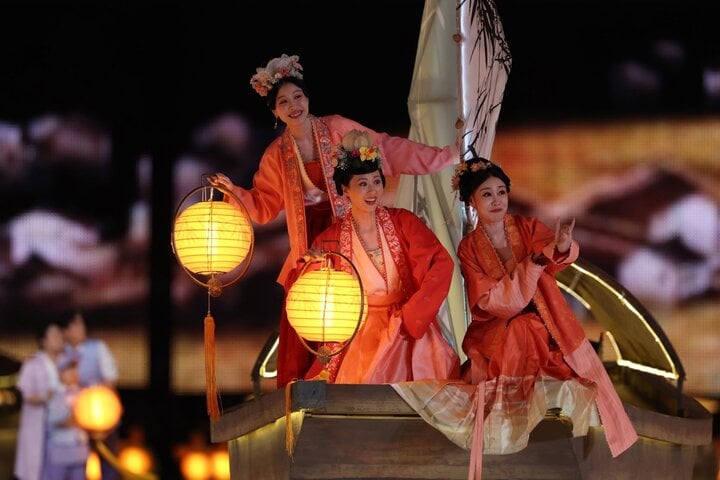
[73,385,123,434]
[286,265,368,343]
[173,200,252,276]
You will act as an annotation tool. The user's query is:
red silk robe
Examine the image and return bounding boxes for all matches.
[393,214,637,480]
[290,207,460,385]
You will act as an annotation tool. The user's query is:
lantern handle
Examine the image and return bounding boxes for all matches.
[292,250,366,363]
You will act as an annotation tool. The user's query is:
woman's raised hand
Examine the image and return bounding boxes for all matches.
[555,218,575,253]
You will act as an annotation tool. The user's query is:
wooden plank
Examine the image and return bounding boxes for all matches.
[573,428,699,480]
[289,416,468,479]
[212,388,286,443]
[212,382,417,442]
[228,416,290,479]
[288,415,580,480]
[214,375,712,446]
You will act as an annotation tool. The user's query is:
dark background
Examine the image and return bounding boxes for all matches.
[2,1,719,478]
[4,1,718,130]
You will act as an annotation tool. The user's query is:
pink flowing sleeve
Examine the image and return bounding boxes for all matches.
[374,132,458,177]
[322,115,458,177]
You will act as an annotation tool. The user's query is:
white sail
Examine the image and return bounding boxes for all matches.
[396,0,511,359]
[458,0,512,159]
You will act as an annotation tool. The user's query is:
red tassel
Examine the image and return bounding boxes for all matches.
[204,314,221,421]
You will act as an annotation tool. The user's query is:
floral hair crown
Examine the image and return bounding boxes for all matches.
[250,54,304,97]
[451,158,494,191]
[332,130,382,171]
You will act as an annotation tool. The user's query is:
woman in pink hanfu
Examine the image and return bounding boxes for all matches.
[392,156,638,480]
[14,320,66,480]
[210,54,458,387]
[294,130,459,384]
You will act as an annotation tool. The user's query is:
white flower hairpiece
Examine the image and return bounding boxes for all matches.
[332,130,381,170]
[250,54,304,97]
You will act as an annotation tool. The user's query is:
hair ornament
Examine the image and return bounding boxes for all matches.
[250,54,304,97]
[332,130,382,171]
[451,158,494,191]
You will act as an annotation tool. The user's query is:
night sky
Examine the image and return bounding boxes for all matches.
[2,2,427,152]
[3,0,718,150]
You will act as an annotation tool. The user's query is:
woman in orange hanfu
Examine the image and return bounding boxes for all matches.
[210,54,458,387]
[392,155,637,480]
[295,130,460,384]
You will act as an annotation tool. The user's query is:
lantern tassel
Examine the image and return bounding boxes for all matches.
[204,313,221,421]
[285,380,296,458]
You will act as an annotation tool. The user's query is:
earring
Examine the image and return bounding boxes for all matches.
[274,116,278,130]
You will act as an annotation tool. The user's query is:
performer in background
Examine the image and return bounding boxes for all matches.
[44,355,89,480]
[60,310,120,480]
[210,54,459,387]
[296,130,459,384]
[13,320,65,480]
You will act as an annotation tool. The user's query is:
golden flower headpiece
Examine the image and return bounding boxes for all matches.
[332,130,381,171]
[451,158,494,191]
[250,54,304,97]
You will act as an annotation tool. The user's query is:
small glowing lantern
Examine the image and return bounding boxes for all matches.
[180,451,211,480]
[85,451,101,480]
[77,396,158,480]
[171,177,255,420]
[286,250,367,365]
[73,385,123,434]
[118,445,154,475]
[209,449,230,479]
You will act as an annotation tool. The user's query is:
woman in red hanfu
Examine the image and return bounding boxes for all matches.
[295,130,460,384]
[392,155,637,480]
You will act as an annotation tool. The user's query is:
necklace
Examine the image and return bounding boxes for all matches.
[481,219,514,266]
[351,213,387,286]
[483,222,506,247]
[291,122,318,164]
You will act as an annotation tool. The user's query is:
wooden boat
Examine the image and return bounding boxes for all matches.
[212,258,713,479]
